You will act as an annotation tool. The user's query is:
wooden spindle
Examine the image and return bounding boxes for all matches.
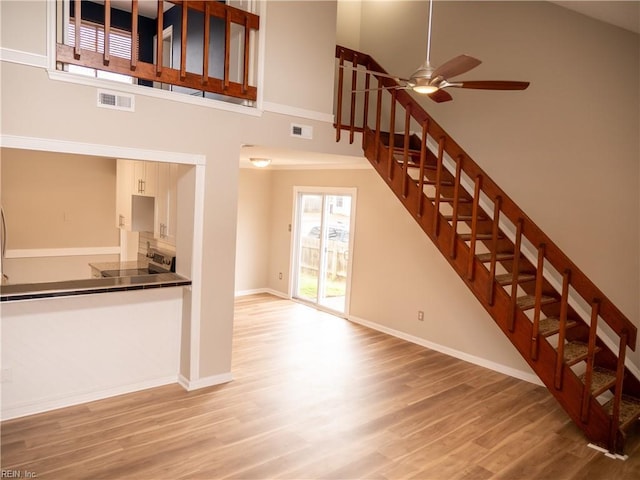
[242,14,250,93]
[609,330,628,454]
[554,269,571,389]
[362,72,371,150]
[487,196,502,305]
[387,89,397,180]
[180,1,188,80]
[349,54,358,144]
[374,83,382,163]
[432,137,445,237]
[223,9,231,88]
[530,244,546,360]
[508,219,524,332]
[581,299,600,422]
[74,0,81,59]
[467,175,482,281]
[156,0,164,75]
[336,50,344,142]
[202,2,210,85]
[416,120,428,218]
[130,0,138,70]
[401,105,411,198]
[449,156,463,258]
[103,0,111,65]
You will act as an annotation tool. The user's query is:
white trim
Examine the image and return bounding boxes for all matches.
[0,134,205,165]
[5,246,120,259]
[235,288,288,299]
[1,375,177,421]
[189,164,206,382]
[265,162,371,171]
[0,48,49,69]
[262,101,335,124]
[348,314,543,386]
[177,372,233,391]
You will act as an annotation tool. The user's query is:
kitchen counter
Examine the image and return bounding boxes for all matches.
[0,273,191,302]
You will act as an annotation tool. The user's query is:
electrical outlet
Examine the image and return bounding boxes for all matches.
[278,272,283,280]
[417,310,424,321]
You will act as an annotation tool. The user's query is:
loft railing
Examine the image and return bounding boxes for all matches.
[335,44,639,453]
[57,0,259,102]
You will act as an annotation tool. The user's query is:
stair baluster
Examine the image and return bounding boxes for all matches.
[432,137,445,237]
[555,270,572,389]
[508,219,524,332]
[387,90,397,180]
[362,72,371,150]
[467,176,482,280]
[336,49,345,142]
[401,105,412,199]
[449,156,463,258]
[610,331,628,453]
[530,244,546,360]
[581,300,600,422]
[374,87,382,163]
[349,54,358,144]
[487,196,502,305]
[416,121,429,218]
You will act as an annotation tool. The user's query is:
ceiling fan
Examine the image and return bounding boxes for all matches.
[345,0,530,103]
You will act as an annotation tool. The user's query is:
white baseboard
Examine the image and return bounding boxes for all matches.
[178,372,233,391]
[1,375,178,421]
[348,314,543,386]
[235,288,289,299]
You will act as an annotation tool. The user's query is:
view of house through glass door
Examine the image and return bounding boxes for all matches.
[292,188,356,315]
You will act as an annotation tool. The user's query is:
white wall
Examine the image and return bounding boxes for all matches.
[344,0,640,367]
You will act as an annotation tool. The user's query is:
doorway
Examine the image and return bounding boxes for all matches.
[292,188,356,315]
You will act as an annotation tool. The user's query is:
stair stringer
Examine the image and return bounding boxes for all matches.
[420,134,640,381]
[362,127,616,449]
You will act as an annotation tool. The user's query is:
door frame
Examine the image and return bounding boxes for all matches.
[289,186,357,317]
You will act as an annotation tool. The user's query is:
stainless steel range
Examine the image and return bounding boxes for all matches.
[100,249,176,278]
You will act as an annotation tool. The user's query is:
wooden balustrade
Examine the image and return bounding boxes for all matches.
[58,0,259,102]
[334,44,639,453]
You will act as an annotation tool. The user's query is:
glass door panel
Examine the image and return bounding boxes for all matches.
[294,194,323,303]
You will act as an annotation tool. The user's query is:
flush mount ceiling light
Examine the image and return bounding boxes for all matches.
[250,157,271,168]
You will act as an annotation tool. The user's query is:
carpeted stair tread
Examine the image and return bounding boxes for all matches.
[579,367,617,396]
[477,252,515,263]
[517,294,557,310]
[538,316,578,337]
[560,341,592,366]
[496,272,536,286]
[603,395,640,431]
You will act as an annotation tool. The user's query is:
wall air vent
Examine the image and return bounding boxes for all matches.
[97,89,135,112]
[290,123,313,140]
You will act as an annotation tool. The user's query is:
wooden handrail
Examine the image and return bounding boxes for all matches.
[335,44,637,351]
[58,1,259,102]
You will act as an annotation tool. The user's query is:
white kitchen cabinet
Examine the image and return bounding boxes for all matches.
[155,163,178,245]
[116,159,156,232]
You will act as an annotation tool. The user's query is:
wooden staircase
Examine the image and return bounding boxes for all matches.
[334,45,640,455]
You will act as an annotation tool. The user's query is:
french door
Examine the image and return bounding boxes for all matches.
[292,188,356,315]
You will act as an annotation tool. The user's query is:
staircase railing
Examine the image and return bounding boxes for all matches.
[57,0,259,102]
[335,45,639,453]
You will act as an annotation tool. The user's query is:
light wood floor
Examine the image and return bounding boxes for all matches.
[2,293,639,479]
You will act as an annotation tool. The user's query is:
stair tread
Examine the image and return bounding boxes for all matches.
[561,341,593,366]
[443,214,489,221]
[516,294,557,310]
[423,180,455,186]
[579,367,618,395]
[459,233,495,241]
[495,272,536,286]
[477,252,515,263]
[427,196,472,203]
[603,395,640,431]
[538,316,578,336]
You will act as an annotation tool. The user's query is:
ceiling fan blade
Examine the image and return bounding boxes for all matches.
[353,85,412,93]
[453,80,530,90]
[427,89,453,103]
[431,54,482,80]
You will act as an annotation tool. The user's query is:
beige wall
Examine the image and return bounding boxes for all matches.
[0,1,363,382]
[236,166,532,375]
[345,1,640,366]
[1,148,118,249]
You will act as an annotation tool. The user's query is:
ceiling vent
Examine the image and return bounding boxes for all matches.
[97,89,135,112]
[290,123,312,140]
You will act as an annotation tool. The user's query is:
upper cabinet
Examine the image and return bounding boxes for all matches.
[133,161,158,197]
[155,163,178,245]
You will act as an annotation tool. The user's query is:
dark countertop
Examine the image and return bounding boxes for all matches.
[0,273,191,302]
